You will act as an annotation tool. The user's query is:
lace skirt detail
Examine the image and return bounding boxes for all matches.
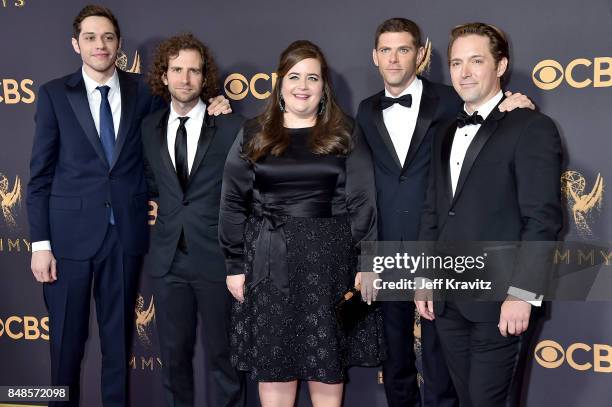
[230,215,385,383]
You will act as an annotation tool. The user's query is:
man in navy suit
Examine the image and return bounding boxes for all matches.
[26,5,228,406]
[355,18,532,407]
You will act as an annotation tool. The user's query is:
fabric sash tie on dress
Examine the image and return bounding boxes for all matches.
[251,201,332,296]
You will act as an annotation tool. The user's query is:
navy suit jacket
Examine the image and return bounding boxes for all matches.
[356,77,462,241]
[27,68,161,260]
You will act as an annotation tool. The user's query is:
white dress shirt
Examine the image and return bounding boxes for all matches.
[82,67,121,138]
[450,90,502,195]
[166,99,206,175]
[382,78,423,166]
[449,90,541,306]
[32,68,122,253]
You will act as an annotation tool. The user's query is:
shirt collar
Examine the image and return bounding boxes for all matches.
[384,77,422,99]
[169,98,206,124]
[82,67,119,96]
[463,90,503,121]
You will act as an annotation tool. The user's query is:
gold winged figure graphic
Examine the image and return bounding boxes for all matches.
[135,294,156,347]
[0,173,22,228]
[116,50,141,74]
[561,171,604,237]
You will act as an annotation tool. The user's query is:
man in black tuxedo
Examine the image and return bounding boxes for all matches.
[141,34,245,407]
[416,23,562,406]
[356,18,532,407]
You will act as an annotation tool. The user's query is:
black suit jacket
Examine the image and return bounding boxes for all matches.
[356,77,462,241]
[142,107,244,281]
[419,98,563,321]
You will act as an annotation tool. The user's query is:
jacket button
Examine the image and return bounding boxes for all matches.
[104,201,111,208]
[448,210,455,216]
[399,176,407,182]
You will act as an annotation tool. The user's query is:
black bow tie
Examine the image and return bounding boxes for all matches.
[456,111,484,128]
[380,94,412,110]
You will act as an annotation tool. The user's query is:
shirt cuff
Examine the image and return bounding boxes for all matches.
[226,259,245,276]
[32,240,52,252]
[507,286,542,307]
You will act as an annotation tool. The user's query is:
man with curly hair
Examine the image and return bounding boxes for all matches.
[27,5,231,406]
[141,33,245,407]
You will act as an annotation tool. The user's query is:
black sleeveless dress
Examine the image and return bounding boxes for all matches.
[219,125,385,383]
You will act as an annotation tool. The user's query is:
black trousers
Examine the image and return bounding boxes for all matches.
[382,301,458,407]
[150,249,245,407]
[44,225,141,407]
[435,302,534,407]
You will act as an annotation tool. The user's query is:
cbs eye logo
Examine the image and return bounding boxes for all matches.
[224,73,278,101]
[0,315,49,340]
[532,58,612,90]
[534,340,565,368]
[534,339,612,373]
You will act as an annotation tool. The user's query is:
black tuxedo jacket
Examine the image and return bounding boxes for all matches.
[419,99,563,321]
[356,77,462,241]
[142,107,244,281]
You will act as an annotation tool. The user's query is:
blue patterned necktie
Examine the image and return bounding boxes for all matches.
[97,85,116,224]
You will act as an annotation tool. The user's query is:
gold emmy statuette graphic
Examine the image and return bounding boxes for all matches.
[0,173,21,228]
[135,294,155,347]
[416,38,432,75]
[116,50,141,74]
[148,200,158,226]
[561,170,604,237]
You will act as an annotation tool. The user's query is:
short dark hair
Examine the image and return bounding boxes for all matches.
[147,33,219,103]
[374,18,423,49]
[447,22,509,67]
[72,4,121,40]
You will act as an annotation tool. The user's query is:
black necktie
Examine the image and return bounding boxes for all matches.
[456,111,484,128]
[380,94,412,110]
[175,116,190,191]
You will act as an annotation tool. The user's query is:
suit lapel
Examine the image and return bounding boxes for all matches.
[110,70,137,169]
[156,109,183,193]
[401,78,439,174]
[372,93,402,170]
[440,122,456,206]
[187,111,216,188]
[65,70,109,168]
[451,102,506,206]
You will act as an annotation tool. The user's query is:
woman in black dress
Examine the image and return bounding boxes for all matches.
[219,40,384,406]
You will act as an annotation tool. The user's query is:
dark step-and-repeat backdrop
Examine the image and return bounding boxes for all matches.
[1,0,611,406]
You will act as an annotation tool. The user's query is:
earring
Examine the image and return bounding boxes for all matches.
[318,95,327,116]
[279,95,286,113]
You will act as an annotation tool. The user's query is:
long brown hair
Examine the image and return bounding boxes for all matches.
[245,40,351,162]
[147,33,219,102]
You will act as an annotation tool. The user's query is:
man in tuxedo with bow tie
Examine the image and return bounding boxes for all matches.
[355,18,533,407]
[27,6,230,406]
[416,23,562,406]
[141,33,245,407]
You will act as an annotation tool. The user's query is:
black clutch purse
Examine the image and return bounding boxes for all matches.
[335,285,371,331]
